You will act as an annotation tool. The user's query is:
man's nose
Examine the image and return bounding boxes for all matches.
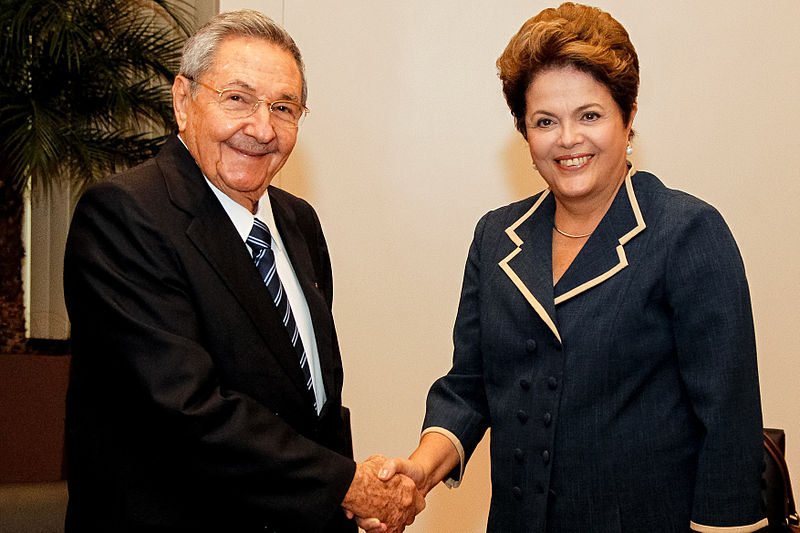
[242,103,279,143]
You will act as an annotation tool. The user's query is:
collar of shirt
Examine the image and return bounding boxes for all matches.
[202,178,286,256]
[178,134,286,254]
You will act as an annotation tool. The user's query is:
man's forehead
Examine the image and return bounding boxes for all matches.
[212,36,296,68]
[206,37,301,92]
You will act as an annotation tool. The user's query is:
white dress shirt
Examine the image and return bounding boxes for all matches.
[204,179,327,414]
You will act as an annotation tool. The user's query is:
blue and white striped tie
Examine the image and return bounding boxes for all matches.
[247,218,316,411]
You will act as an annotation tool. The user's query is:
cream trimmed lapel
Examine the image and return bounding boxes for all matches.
[499,191,562,343]
[553,173,645,305]
[498,172,646,342]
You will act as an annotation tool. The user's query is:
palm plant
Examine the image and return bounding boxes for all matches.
[0,0,194,352]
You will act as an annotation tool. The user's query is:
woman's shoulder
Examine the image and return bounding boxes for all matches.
[478,190,549,228]
[632,171,726,221]
[631,171,734,240]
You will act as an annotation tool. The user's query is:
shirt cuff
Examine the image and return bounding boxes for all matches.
[420,426,465,489]
[689,518,768,532]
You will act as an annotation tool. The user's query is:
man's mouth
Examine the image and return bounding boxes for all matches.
[226,141,270,157]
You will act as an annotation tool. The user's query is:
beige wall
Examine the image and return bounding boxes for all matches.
[223,1,799,530]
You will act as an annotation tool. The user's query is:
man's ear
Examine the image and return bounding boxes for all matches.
[172,75,192,132]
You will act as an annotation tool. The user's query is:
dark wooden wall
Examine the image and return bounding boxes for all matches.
[0,354,70,482]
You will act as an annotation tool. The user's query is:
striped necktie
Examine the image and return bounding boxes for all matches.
[247,218,316,411]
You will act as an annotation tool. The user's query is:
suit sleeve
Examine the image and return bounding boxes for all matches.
[664,200,765,527]
[64,182,355,531]
[422,213,492,481]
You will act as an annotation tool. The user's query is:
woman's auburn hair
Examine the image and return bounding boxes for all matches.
[497,2,640,139]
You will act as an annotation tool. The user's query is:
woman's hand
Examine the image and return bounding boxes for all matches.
[378,458,428,496]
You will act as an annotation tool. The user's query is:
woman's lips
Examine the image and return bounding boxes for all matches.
[556,155,592,168]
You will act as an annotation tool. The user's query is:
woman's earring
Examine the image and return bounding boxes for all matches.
[626,143,633,156]
[532,162,538,171]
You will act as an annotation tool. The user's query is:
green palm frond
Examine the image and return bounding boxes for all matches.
[0,0,194,195]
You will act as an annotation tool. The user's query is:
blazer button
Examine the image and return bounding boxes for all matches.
[512,486,523,500]
[514,448,524,462]
[543,412,552,427]
[525,339,537,353]
[542,450,551,464]
[516,410,529,423]
[547,376,558,390]
[519,379,531,391]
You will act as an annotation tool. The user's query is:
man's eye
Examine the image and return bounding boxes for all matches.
[271,102,301,119]
[221,91,254,106]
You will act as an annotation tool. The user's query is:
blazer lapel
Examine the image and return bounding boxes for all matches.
[553,172,646,304]
[499,191,562,342]
[498,172,647,341]
[269,189,335,406]
[157,137,316,406]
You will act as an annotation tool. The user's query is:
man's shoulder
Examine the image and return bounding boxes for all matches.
[78,158,166,214]
[268,185,313,209]
[268,186,320,224]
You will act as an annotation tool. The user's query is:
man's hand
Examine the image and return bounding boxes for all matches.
[341,455,426,533]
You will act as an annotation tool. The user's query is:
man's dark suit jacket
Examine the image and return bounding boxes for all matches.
[423,171,765,532]
[63,136,357,533]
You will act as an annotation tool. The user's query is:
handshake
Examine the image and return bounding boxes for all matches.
[341,454,428,533]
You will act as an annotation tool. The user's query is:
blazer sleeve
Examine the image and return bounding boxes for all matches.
[422,212,493,479]
[664,200,764,527]
[64,182,355,531]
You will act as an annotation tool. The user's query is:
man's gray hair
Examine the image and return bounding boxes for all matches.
[180,9,307,104]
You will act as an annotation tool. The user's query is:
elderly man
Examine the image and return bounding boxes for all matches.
[64,10,422,533]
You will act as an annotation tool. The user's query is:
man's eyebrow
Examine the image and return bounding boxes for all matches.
[279,93,301,103]
[223,79,301,103]
[222,79,257,92]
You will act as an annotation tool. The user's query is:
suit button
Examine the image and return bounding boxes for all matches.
[519,379,531,390]
[514,448,524,462]
[516,410,529,423]
[542,450,550,464]
[512,486,523,500]
[525,339,537,353]
[543,412,552,426]
[547,376,558,390]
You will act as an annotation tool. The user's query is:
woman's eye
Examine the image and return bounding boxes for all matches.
[535,118,554,128]
[583,111,600,121]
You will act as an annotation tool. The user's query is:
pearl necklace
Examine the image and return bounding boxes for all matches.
[553,224,592,239]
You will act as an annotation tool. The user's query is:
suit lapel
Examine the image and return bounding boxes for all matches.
[553,173,646,304]
[156,137,316,407]
[269,189,336,407]
[499,191,562,342]
[498,172,647,341]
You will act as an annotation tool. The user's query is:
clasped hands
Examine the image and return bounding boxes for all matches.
[341,454,427,533]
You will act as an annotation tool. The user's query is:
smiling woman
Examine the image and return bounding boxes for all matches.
[373,3,767,533]
[522,65,636,281]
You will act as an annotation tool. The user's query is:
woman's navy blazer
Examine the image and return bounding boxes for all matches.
[423,171,764,532]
